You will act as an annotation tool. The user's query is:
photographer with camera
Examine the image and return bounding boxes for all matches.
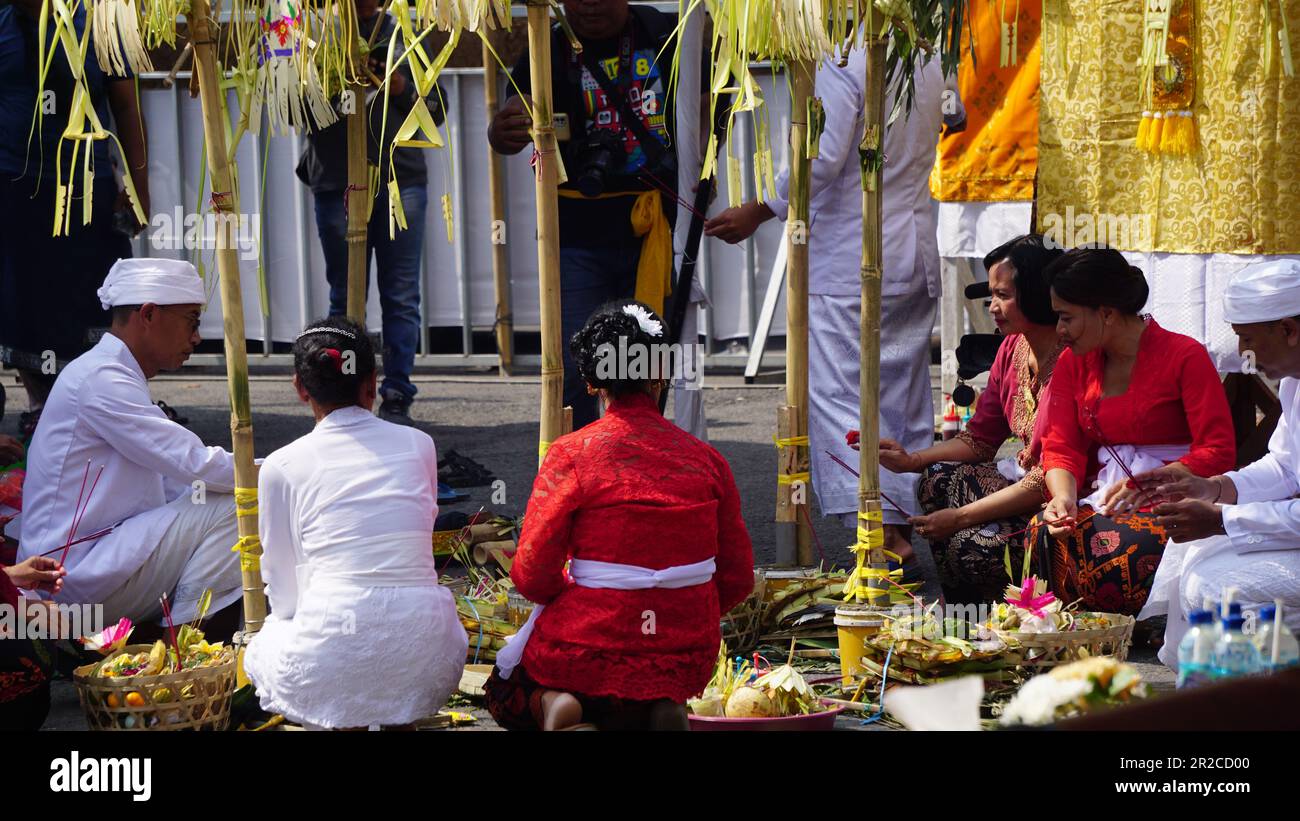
[488,0,682,429]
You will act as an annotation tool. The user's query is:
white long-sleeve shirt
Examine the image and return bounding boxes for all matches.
[1222,377,1300,552]
[765,47,944,297]
[17,333,236,601]
[256,405,440,619]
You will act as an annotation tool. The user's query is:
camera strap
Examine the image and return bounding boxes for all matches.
[577,26,670,169]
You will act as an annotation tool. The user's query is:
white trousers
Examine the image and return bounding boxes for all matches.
[809,289,939,524]
[99,493,243,625]
[671,300,708,442]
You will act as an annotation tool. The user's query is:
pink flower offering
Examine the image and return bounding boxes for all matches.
[81,617,134,655]
[1004,576,1058,619]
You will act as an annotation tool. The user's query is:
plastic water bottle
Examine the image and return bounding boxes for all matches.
[1176,610,1216,688]
[1252,604,1299,672]
[1213,613,1261,679]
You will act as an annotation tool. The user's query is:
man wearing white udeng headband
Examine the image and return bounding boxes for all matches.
[14,258,244,639]
[1139,259,1300,667]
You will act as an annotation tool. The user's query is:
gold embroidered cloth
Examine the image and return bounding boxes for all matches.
[1037,0,1300,253]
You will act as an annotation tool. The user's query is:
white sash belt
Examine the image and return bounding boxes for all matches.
[496,557,717,680]
[1080,444,1189,510]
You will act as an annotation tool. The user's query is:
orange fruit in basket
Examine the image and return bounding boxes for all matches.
[106,693,121,708]
[125,691,146,708]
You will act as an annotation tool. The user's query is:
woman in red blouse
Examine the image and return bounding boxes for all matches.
[873,235,1064,605]
[1035,249,1235,615]
[485,301,755,730]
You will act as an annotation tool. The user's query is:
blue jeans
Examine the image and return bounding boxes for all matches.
[313,185,426,400]
[560,243,640,428]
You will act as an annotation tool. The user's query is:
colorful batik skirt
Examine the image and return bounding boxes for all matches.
[1028,505,1168,615]
[918,461,1030,605]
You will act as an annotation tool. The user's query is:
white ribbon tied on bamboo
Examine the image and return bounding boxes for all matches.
[1080,444,1190,510]
[495,557,717,680]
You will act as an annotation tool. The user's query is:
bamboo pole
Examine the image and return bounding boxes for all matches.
[526,0,564,464]
[779,60,816,566]
[483,31,515,376]
[186,0,266,632]
[345,7,370,322]
[852,35,889,604]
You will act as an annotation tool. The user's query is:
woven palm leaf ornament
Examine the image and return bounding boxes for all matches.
[254,0,337,135]
[43,0,146,236]
[91,0,153,75]
[378,0,512,238]
[140,0,183,52]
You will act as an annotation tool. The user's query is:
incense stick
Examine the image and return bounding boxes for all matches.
[58,463,105,569]
[822,450,911,514]
[39,525,116,557]
[637,167,709,221]
[159,592,181,673]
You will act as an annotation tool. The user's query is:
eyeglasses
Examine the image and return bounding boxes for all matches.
[159,304,201,333]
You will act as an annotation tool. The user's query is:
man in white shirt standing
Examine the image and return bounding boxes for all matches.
[14,258,244,639]
[1138,259,1300,666]
[704,46,945,561]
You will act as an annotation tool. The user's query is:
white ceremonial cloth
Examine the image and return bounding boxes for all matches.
[17,333,238,619]
[1118,251,1300,371]
[1079,444,1190,511]
[936,201,1035,259]
[765,47,944,298]
[97,257,207,310]
[243,406,466,728]
[1140,378,1300,667]
[496,557,716,680]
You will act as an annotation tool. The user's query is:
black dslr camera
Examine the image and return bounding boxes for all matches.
[571,129,627,197]
[569,124,677,198]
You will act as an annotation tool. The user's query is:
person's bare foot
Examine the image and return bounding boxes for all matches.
[539,690,583,731]
[883,524,914,564]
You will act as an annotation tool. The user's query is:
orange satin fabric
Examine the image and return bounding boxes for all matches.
[929,0,1041,202]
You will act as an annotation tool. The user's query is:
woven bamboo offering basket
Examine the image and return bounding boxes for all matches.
[73,644,237,731]
[721,570,766,656]
[1009,613,1136,673]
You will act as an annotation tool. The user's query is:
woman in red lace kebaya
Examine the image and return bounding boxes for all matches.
[485,300,755,730]
[1032,249,1235,616]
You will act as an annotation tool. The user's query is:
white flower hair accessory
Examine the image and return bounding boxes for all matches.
[622,304,664,337]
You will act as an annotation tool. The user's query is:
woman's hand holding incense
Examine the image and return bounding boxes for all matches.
[1043,495,1077,537]
[1098,477,1145,516]
[878,438,924,473]
[4,556,66,594]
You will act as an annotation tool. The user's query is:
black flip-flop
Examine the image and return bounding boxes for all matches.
[438,449,496,488]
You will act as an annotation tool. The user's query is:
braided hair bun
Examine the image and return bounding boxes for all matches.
[292,316,376,406]
[570,300,670,399]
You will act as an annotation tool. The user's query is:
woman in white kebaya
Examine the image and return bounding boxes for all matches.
[244,317,466,729]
